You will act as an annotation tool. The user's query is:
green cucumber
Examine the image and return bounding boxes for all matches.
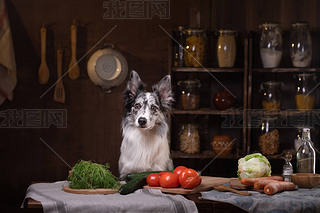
[125,170,174,181]
[119,176,147,195]
[120,170,174,195]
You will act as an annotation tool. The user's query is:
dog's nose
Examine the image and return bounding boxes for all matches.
[138,117,147,126]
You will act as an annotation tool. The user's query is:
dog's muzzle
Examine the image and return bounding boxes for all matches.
[138,117,147,127]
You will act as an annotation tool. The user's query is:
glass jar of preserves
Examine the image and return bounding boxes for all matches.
[178,79,201,110]
[289,22,312,67]
[259,116,280,155]
[260,22,283,68]
[295,73,317,111]
[172,26,184,67]
[183,28,206,67]
[179,123,200,154]
[217,29,236,68]
[260,81,282,111]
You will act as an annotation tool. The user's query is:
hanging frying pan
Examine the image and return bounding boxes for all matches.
[87,43,128,93]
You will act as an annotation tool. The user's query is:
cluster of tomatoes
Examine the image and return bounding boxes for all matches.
[146,166,202,189]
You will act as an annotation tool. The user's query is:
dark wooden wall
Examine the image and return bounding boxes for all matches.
[1,0,320,210]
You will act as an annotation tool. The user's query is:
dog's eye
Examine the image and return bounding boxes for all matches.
[134,103,141,110]
[151,105,158,112]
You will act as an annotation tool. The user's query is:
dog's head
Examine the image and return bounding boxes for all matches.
[123,71,173,129]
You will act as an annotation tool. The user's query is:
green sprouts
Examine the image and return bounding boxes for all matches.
[67,160,120,189]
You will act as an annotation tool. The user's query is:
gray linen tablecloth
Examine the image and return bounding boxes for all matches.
[21,181,198,213]
[201,185,320,213]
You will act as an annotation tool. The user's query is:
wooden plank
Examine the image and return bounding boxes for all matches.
[172,67,243,73]
[171,150,239,159]
[253,68,320,73]
[143,176,230,195]
[172,108,244,115]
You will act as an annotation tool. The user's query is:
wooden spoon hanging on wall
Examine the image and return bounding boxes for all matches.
[68,20,80,80]
[38,26,50,84]
[53,49,66,103]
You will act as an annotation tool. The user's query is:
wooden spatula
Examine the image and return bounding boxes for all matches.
[53,49,65,103]
[68,21,80,80]
[213,185,252,196]
[38,26,50,84]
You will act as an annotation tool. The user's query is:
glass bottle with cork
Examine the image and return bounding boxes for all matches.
[296,128,316,173]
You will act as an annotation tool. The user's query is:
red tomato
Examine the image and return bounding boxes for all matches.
[159,172,179,188]
[159,172,167,177]
[173,166,187,176]
[146,173,160,187]
[179,169,202,189]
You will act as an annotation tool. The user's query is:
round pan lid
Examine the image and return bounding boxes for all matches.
[87,44,128,93]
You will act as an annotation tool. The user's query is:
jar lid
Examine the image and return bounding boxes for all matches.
[184,28,205,34]
[217,29,236,34]
[295,125,314,129]
[263,81,281,86]
[296,73,316,77]
[177,79,201,86]
[181,123,199,128]
[291,21,309,27]
[261,116,278,120]
[260,22,281,28]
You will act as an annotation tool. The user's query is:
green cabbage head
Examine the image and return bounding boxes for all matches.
[237,153,271,179]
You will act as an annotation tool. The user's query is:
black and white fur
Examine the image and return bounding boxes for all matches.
[119,71,174,179]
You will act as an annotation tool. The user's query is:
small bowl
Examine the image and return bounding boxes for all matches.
[292,173,320,188]
[211,135,234,156]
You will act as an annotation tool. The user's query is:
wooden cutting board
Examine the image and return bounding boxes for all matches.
[63,186,118,195]
[143,176,230,195]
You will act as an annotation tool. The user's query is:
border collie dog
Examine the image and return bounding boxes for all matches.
[119,71,174,179]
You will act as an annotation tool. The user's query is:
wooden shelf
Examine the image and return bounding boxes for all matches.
[172,67,243,73]
[249,109,320,116]
[172,108,243,115]
[252,67,320,73]
[171,150,239,159]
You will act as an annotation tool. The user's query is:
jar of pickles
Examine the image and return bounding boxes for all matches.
[179,123,200,154]
[260,22,283,68]
[295,73,317,111]
[289,22,312,67]
[217,29,236,67]
[178,79,201,110]
[260,81,282,111]
[183,28,206,67]
[259,116,280,155]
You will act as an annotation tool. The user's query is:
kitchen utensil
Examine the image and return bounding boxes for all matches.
[229,178,252,190]
[87,43,128,93]
[292,173,320,188]
[63,186,117,195]
[38,26,50,84]
[53,49,65,103]
[213,185,252,196]
[143,176,230,195]
[214,89,236,110]
[68,21,80,80]
[211,135,233,156]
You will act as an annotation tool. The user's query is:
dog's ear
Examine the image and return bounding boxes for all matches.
[123,71,145,112]
[152,75,174,111]
[126,71,145,97]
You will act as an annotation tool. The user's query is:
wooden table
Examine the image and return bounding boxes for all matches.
[26,179,247,213]
[26,194,246,213]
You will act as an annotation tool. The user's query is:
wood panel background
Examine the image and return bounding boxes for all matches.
[1,0,320,210]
